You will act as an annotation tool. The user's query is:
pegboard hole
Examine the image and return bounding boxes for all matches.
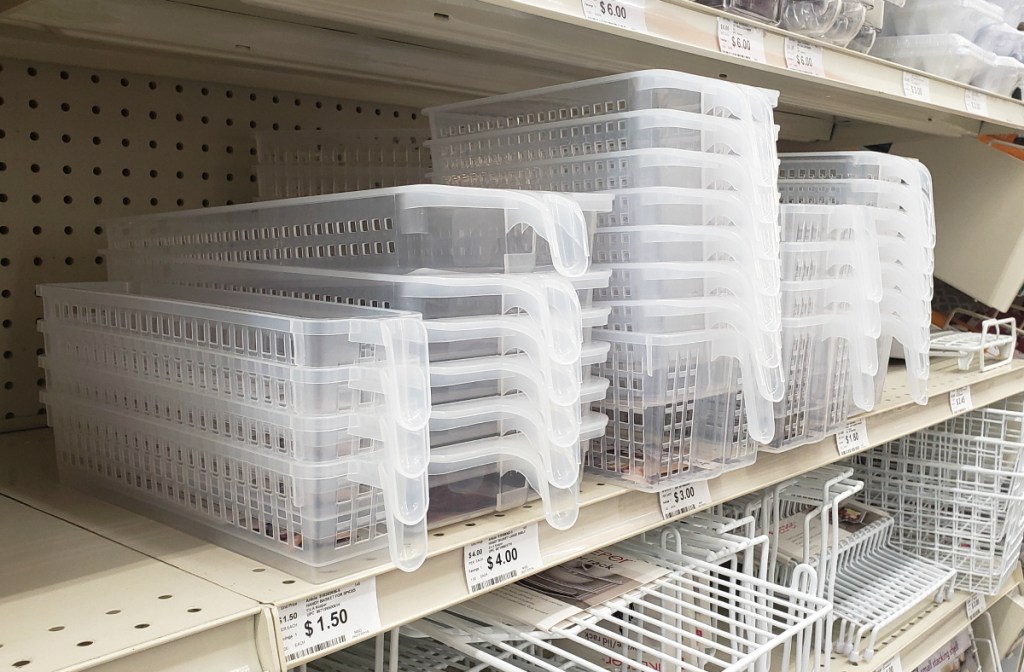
[121,139,130,147]
[0,162,5,171]
[29,132,39,141]
[91,136,100,145]
[95,257,104,265]
[31,226,41,235]
[0,195,6,204]
[60,102,70,112]
[93,197,103,205]
[91,105,100,114]
[61,134,71,143]
[47,626,63,632]
[31,195,41,204]
[93,167,101,175]
[251,568,266,573]
[64,226,73,235]
[187,608,202,613]
[157,594,173,600]
[1,291,10,299]
[32,258,42,266]
[28,99,38,109]
[175,142,184,151]
[121,168,130,177]
[148,140,157,149]
[2,352,11,359]
[122,197,131,206]
[282,579,296,585]
[4,382,13,391]
[12,660,31,667]
[76,642,92,648]
[148,110,157,120]
[0,259,9,267]
[175,113,183,122]
[30,164,40,173]
[62,165,72,174]
[64,257,74,266]
[149,169,158,178]
[0,226,6,234]
[201,87,209,96]
[2,320,11,328]
[149,198,159,206]
[63,196,72,205]
[120,77,129,87]
[92,74,101,84]
[148,81,157,90]
[174,84,183,93]
[94,226,103,235]
[36,379,44,388]
[3,413,13,419]
[105,610,120,615]
[133,624,150,630]
[60,71,69,79]
[120,108,129,117]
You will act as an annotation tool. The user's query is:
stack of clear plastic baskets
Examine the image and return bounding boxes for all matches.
[779,152,936,405]
[425,70,784,492]
[253,129,431,199]
[104,185,614,531]
[37,281,432,581]
[850,394,1024,594]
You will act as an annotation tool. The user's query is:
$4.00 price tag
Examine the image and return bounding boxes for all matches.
[903,72,930,102]
[581,0,647,32]
[950,385,974,415]
[277,577,381,664]
[965,90,989,116]
[464,523,542,594]
[879,655,904,672]
[966,592,986,620]
[659,479,712,519]
[835,418,869,456]
[784,38,824,76]
[717,17,767,63]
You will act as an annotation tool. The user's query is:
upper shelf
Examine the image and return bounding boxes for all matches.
[3,358,1024,671]
[2,0,1023,140]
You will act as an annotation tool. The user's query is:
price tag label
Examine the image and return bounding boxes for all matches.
[717,18,767,63]
[464,524,542,594]
[965,90,989,116]
[784,38,825,76]
[659,479,712,519]
[581,0,647,32]
[902,72,930,102]
[966,592,986,620]
[277,578,381,664]
[880,655,904,672]
[835,419,869,456]
[950,386,973,415]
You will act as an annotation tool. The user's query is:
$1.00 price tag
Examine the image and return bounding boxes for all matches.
[277,577,381,664]
[903,72,930,102]
[464,523,542,594]
[784,38,824,76]
[659,479,712,519]
[950,385,973,415]
[965,90,989,116]
[966,592,986,620]
[879,655,904,672]
[581,0,647,32]
[717,17,767,63]
[835,418,869,456]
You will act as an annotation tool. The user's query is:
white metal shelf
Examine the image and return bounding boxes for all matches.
[2,358,1023,670]
[4,0,1023,142]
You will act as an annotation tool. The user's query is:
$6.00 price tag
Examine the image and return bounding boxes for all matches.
[835,418,869,456]
[950,386,973,415]
[966,592,986,620]
[717,17,767,63]
[581,0,647,32]
[464,523,542,594]
[660,479,712,519]
[277,578,381,664]
[784,38,825,77]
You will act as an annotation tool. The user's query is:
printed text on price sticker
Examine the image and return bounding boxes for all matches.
[902,72,930,102]
[835,419,869,456]
[784,38,825,76]
[950,386,973,415]
[966,592,986,620]
[464,524,542,594]
[581,0,647,31]
[660,479,712,518]
[717,18,767,63]
[277,578,381,664]
[965,90,989,116]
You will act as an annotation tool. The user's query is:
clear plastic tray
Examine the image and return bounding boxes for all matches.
[588,327,772,491]
[886,0,1004,39]
[105,184,612,278]
[693,0,782,23]
[987,0,1024,25]
[870,34,995,83]
[254,128,430,166]
[971,54,1024,94]
[780,152,933,197]
[782,0,866,46]
[434,147,779,227]
[973,21,1024,59]
[46,393,429,578]
[255,164,430,200]
[428,108,780,199]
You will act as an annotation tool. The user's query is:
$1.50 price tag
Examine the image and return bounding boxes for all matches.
[659,479,712,519]
[784,38,825,76]
[464,523,542,594]
[950,386,973,415]
[965,90,989,116]
[277,578,381,664]
[581,0,647,32]
[903,72,930,102]
[879,655,904,672]
[835,418,869,456]
[966,592,986,620]
[717,17,767,63]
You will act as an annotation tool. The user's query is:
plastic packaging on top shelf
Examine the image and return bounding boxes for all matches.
[885,0,1005,40]
[691,0,783,24]
[105,185,612,279]
[974,21,1024,59]
[781,0,869,47]
[848,23,880,53]
[985,0,1024,26]
[255,164,431,201]
[870,34,995,83]
[972,54,1024,93]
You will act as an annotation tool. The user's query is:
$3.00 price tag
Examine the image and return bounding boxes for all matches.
[965,90,989,116]
[966,592,986,620]
[277,578,381,664]
[950,386,974,415]
[464,523,542,594]
[581,0,647,32]
[784,38,824,77]
[902,72,930,102]
[659,479,712,519]
[835,418,869,456]
[717,17,767,63]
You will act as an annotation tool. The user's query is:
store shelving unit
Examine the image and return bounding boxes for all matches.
[3,0,1024,670]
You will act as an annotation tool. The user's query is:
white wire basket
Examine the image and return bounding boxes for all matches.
[850,394,1024,594]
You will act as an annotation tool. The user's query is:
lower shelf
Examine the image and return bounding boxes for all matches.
[2,358,1023,670]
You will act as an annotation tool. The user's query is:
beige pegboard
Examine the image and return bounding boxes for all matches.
[0,57,426,432]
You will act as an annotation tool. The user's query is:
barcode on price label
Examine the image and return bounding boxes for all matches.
[659,479,712,519]
[965,90,989,116]
[835,418,869,456]
[903,72,930,101]
[581,0,647,32]
[717,18,767,63]
[277,577,380,664]
[784,38,825,76]
[966,592,986,620]
[464,523,542,594]
[879,655,903,672]
[950,386,973,414]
